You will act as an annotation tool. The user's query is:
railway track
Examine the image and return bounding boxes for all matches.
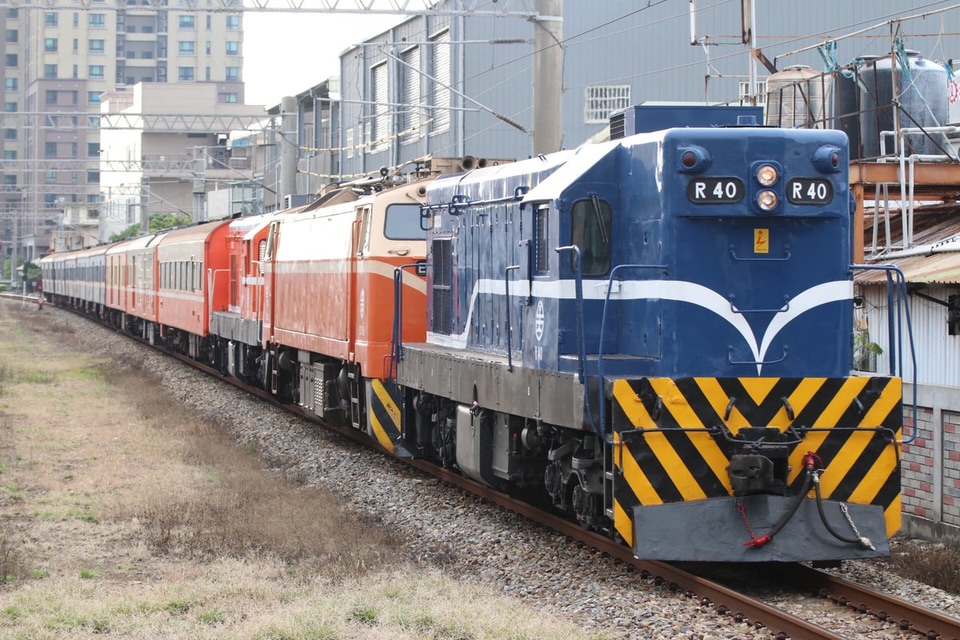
[35,297,960,640]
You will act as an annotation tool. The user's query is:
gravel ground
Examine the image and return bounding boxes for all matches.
[57,305,960,640]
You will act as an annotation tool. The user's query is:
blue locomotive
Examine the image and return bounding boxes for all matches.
[395,116,906,562]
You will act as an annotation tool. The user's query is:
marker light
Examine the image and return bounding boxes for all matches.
[756,164,779,186]
[677,145,712,173]
[757,189,779,211]
[812,145,843,173]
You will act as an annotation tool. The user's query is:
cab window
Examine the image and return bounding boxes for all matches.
[570,197,611,277]
[384,203,426,240]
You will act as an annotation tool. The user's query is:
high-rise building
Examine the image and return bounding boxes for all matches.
[0,1,245,270]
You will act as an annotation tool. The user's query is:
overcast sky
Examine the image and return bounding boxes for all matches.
[242,12,401,106]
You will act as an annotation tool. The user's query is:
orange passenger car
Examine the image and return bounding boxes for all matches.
[105,234,163,340]
[156,220,231,359]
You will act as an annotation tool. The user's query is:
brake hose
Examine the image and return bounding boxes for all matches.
[742,466,812,547]
[812,470,875,550]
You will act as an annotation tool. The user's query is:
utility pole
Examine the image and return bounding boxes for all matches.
[533,0,563,154]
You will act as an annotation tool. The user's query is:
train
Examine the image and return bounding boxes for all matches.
[40,113,911,563]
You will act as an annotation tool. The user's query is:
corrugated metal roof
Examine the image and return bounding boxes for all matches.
[858,205,960,285]
[857,250,960,284]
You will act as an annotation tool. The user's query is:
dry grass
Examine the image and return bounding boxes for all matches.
[0,301,608,640]
[104,362,397,576]
[887,538,960,594]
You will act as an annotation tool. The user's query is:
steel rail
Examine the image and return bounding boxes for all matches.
[784,563,960,640]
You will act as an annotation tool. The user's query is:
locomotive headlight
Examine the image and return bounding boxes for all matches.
[757,189,779,211]
[756,164,779,186]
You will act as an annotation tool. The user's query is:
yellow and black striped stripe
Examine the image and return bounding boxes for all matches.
[610,376,902,547]
[369,378,405,456]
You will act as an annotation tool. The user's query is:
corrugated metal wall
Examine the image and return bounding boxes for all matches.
[336,0,960,178]
[860,285,959,386]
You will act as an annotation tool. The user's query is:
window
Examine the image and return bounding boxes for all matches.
[205,66,210,80]
[384,204,426,240]
[739,80,767,106]
[45,142,57,157]
[369,61,388,150]
[178,40,194,54]
[534,205,549,276]
[205,41,211,55]
[179,15,194,29]
[584,85,631,123]
[4,129,16,140]
[88,142,100,157]
[401,46,421,143]
[5,30,17,43]
[46,90,58,105]
[44,11,58,26]
[89,13,105,27]
[4,102,15,113]
[221,92,237,103]
[225,66,239,81]
[3,176,15,186]
[226,15,239,29]
[88,92,101,104]
[206,15,212,29]
[4,54,15,66]
[570,198,612,277]
[44,64,57,79]
[73,38,78,52]
[4,78,16,91]
[44,37,58,52]
[89,39,104,53]
[3,150,15,160]
[178,66,194,81]
[87,171,99,183]
[89,65,104,79]
[430,30,451,134]
[225,41,239,55]
[6,9,17,18]
[44,170,57,184]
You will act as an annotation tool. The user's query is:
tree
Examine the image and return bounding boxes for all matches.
[108,213,192,242]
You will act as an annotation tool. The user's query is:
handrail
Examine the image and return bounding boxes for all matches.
[596,264,668,436]
[505,264,519,372]
[851,264,918,444]
[390,262,425,380]
[554,245,600,435]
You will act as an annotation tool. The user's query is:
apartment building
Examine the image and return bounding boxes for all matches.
[1,1,245,267]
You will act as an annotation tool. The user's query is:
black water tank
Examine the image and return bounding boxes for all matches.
[859,51,948,158]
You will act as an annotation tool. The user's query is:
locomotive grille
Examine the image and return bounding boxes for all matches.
[432,238,453,334]
[314,376,325,411]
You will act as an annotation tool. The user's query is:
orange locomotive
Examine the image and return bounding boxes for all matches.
[260,180,429,451]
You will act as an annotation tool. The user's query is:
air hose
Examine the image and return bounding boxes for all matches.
[812,470,875,550]
[742,465,812,548]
